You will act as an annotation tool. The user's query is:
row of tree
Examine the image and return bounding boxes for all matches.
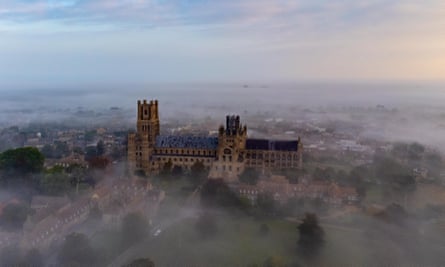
[158,159,209,187]
[56,212,150,266]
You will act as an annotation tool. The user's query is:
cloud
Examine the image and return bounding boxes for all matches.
[0,0,443,83]
[0,0,442,33]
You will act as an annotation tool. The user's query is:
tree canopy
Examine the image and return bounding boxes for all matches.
[159,160,173,178]
[96,140,105,156]
[200,178,241,208]
[53,141,70,159]
[0,147,44,173]
[189,160,208,186]
[40,167,72,195]
[297,213,324,259]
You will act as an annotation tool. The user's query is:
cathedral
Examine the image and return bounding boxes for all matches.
[127,99,303,181]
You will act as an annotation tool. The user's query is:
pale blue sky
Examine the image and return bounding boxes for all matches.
[0,0,444,87]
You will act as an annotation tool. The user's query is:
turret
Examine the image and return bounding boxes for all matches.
[225,114,244,136]
[132,99,161,175]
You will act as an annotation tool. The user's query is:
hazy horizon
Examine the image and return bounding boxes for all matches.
[1,82,445,108]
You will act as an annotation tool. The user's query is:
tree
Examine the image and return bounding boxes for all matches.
[347,165,370,198]
[58,232,97,266]
[84,130,96,142]
[408,142,425,161]
[297,213,324,259]
[40,172,71,195]
[195,212,218,238]
[373,155,415,195]
[0,203,30,231]
[0,147,44,173]
[391,142,425,162]
[84,146,97,161]
[239,167,260,185]
[40,144,54,158]
[391,142,410,160]
[171,165,183,178]
[121,212,149,248]
[40,171,71,196]
[53,141,70,159]
[189,160,207,186]
[392,173,416,194]
[96,140,105,156]
[375,203,410,226]
[425,151,443,178]
[160,160,172,177]
[72,146,84,155]
[200,178,241,208]
[123,258,155,267]
[135,169,147,178]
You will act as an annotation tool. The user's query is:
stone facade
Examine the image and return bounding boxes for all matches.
[128,99,303,179]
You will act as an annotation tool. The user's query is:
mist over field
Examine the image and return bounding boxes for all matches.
[0,81,444,267]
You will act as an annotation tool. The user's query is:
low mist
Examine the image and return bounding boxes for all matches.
[0,82,444,266]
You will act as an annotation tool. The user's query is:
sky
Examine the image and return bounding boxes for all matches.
[0,0,444,87]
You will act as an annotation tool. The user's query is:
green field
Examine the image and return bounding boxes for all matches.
[112,210,445,267]
[111,213,378,267]
[109,178,445,266]
[116,215,297,266]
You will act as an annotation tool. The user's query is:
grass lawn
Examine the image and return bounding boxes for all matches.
[113,212,392,267]
[115,215,298,266]
[110,210,445,267]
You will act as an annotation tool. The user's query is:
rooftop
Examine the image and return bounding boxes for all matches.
[246,139,299,151]
[155,135,218,150]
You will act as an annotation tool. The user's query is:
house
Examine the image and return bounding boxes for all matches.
[232,175,359,206]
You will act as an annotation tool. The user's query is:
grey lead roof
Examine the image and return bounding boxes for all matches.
[246,139,298,151]
[155,135,218,150]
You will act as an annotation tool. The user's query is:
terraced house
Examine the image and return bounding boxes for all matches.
[128,99,303,181]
